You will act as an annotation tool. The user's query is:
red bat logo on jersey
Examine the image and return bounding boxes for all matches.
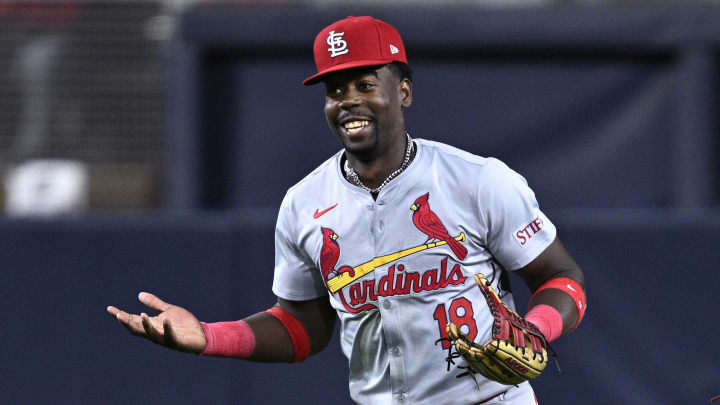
[320,227,355,281]
[410,193,467,261]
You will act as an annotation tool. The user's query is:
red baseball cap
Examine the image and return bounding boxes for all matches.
[303,16,408,85]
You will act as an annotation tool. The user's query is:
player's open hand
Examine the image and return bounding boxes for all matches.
[107,292,206,354]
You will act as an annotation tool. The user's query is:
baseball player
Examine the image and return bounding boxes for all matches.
[108,16,586,404]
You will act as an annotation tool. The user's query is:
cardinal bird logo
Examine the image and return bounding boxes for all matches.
[410,193,468,261]
[320,227,356,282]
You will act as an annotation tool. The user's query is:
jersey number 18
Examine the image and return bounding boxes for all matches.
[433,298,478,349]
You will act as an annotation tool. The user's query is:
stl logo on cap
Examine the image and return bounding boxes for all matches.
[327,30,349,58]
[303,16,408,85]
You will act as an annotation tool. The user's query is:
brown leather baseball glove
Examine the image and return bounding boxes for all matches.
[445,273,555,386]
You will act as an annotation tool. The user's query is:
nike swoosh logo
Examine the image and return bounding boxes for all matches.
[314,203,338,219]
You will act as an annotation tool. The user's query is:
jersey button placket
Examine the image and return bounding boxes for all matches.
[375,201,384,233]
[372,200,407,399]
[377,200,385,234]
[364,200,377,254]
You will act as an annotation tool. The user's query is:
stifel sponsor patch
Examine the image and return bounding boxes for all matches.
[514,214,545,246]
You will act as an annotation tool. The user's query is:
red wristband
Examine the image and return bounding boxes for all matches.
[531,277,586,329]
[200,320,256,358]
[525,304,563,342]
[266,306,311,363]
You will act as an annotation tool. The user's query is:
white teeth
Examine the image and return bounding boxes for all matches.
[344,121,369,135]
[343,120,369,129]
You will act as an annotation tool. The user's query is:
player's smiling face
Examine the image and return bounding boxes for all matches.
[323,65,412,159]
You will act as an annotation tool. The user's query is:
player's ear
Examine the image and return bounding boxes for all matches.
[399,78,412,108]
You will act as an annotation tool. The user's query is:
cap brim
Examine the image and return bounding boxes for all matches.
[303,59,393,86]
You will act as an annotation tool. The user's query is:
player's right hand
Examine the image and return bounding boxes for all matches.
[107,292,206,354]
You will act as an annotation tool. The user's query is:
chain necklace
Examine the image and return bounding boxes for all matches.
[344,133,415,194]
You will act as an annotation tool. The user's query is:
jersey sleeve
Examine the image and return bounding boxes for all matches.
[272,194,328,301]
[477,158,556,270]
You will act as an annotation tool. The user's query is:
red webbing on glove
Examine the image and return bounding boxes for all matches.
[479,274,545,353]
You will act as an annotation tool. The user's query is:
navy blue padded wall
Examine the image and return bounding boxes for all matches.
[408,52,676,209]
[2,213,720,404]
[0,216,348,404]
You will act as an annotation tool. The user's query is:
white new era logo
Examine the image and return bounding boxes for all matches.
[390,44,399,54]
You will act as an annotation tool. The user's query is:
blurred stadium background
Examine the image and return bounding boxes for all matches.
[1,1,718,404]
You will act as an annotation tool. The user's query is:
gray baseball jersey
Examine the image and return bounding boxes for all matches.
[272,139,556,405]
